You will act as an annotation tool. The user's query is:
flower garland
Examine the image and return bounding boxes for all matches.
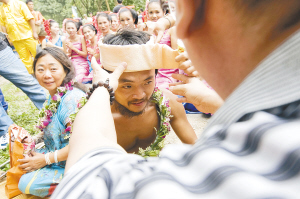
[138,87,172,157]
[67,87,172,157]
[43,19,52,42]
[36,81,75,133]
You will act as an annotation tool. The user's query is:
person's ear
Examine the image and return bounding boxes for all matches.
[176,0,205,39]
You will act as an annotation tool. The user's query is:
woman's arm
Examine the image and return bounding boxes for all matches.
[75,36,88,57]
[41,39,47,49]
[63,39,71,56]
[169,27,178,50]
[17,145,70,172]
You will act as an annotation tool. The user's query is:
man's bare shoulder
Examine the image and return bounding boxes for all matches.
[160,88,182,115]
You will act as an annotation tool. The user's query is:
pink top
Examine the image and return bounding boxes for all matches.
[71,40,82,56]
[156,30,181,90]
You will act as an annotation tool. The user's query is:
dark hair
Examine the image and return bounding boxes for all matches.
[140,8,144,12]
[96,13,112,23]
[148,0,170,14]
[49,20,59,29]
[103,29,157,75]
[103,29,151,45]
[82,24,97,35]
[117,0,123,4]
[33,47,86,92]
[26,0,33,4]
[119,8,138,25]
[65,20,81,31]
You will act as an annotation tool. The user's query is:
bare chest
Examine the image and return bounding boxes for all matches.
[114,106,160,153]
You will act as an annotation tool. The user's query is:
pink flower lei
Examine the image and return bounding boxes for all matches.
[36,80,75,133]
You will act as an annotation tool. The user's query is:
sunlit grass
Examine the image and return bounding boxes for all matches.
[0,81,40,171]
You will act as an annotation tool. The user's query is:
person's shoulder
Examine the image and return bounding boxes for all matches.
[160,88,180,114]
[62,88,86,103]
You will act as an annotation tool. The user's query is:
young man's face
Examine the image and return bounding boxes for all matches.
[114,70,156,117]
[27,2,34,11]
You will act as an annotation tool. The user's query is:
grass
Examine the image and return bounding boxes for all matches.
[0,81,40,172]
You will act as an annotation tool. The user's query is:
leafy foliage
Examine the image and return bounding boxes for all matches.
[32,0,147,25]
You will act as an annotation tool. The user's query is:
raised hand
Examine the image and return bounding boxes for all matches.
[91,57,127,91]
[175,52,199,77]
[169,74,224,114]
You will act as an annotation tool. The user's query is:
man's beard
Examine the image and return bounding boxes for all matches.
[113,97,151,118]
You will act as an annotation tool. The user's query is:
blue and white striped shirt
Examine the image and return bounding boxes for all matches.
[52,30,300,199]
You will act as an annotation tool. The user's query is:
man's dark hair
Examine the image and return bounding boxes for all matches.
[103,29,151,45]
[103,29,155,117]
[117,0,123,4]
[26,0,33,5]
[140,8,144,12]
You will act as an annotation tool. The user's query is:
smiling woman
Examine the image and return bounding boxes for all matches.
[17,47,86,198]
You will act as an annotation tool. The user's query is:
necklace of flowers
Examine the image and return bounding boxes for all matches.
[138,87,172,157]
[36,81,75,133]
[65,87,172,156]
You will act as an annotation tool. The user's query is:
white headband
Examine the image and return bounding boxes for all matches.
[99,39,180,72]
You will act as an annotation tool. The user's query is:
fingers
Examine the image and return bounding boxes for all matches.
[169,84,186,96]
[30,150,36,156]
[17,158,29,163]
[18,163,29,169]
[154,30,164,43]
[176,97,187,104]
[172,74,189,83]
[111,62,127,80]
[178,60,192,71]
[169,82,185,87]
[175,51,189,62]
[91,57,102,71]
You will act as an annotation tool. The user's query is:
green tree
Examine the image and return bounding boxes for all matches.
[33,0,147,25]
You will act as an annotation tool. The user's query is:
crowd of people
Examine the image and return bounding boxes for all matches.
[1,0,300,198]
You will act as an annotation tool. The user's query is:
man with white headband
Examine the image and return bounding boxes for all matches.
[53,0,300,198]
[96,29,196,155]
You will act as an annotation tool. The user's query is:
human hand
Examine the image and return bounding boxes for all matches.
[87,47,95,55]
[35,21,41,26]
[169,75,224,114]
[33,32,39,40]
[175,52,199,77]
[91,57,127,91]
[18,151,47,173]
[146,21,166,43]
[65,42,74,50]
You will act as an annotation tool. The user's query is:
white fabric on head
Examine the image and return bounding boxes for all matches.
[99,41,180,72]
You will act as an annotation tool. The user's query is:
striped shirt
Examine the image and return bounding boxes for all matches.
[52,30,300,199]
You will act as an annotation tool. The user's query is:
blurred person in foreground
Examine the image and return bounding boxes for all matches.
[0,0,38,74]
[53,0,300,198]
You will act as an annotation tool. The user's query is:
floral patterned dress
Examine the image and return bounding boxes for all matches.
[18,88,85,197]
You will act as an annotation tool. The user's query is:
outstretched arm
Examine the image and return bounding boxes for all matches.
[65,58,127,172]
